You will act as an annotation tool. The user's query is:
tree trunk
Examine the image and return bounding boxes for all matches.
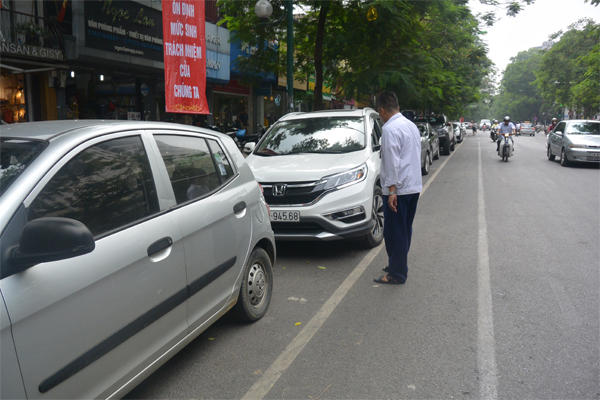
[313,1,329,111]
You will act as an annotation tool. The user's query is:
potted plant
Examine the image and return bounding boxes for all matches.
[16,21,51,47]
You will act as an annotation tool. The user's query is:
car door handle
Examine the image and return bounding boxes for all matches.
[147,237,173,256]
[233,201,246,213]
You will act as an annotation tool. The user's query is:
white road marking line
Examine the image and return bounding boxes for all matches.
[477,138,499,400]
[242,134,456,399]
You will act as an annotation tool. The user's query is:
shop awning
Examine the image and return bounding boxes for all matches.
[0,58,69,74]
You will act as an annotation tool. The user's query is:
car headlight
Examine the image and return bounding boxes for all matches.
[323,164,367,190]
[568,144,587,149]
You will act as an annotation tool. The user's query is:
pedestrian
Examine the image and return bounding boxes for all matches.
[374,91,422,285]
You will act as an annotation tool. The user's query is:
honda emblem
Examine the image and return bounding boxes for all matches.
[272,184,287,197]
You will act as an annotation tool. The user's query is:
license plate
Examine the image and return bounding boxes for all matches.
[590,152,600,157]
[270,210,300,222]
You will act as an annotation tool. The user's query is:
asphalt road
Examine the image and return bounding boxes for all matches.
[126,131,599,400]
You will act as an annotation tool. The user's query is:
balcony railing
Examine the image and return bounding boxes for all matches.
[0,8,71,50]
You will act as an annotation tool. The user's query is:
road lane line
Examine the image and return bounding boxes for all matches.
[477,138,499,400]
[242,136,457,399]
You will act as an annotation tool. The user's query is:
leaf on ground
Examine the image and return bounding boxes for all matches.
[208,338,215,341]
[295,322,302,326]
[318,266,326,270]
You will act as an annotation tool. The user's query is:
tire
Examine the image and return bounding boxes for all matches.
[422,152,430,175]
[560,148,571,167]
[429,147,434,164]
[363,186,384,248]
[433,143,440,160]
[450,140,455,151]
[503,146,509,162]
[233,248,273,322]
[547,145,555,161]
[443,140,450,155]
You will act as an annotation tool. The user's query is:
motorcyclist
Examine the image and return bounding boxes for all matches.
[490,120,499,139]
[546,117,558,134]
[497,116,516,152]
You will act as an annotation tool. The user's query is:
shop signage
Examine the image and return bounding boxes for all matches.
[307,75,332,101]
[205,23,229,55]
[206,50,230,84]
[230,39,276,83]
[214,79,250,95]
[84,0,164,62]
[162,0,209,114]
[1,42,64,61]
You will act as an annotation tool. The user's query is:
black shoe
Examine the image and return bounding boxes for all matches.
[382,266,389,273]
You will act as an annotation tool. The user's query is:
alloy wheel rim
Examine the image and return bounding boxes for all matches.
[372,193,384,239]
[247,262,267,308]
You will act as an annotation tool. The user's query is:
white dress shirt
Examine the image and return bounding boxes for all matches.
[380,112,423,196]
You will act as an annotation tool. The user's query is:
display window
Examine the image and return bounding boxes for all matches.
[1,73,27,123]
[213,92,248,132]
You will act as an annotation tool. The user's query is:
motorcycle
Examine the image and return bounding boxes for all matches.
[498,133,514,162]
[490,129,497,141]
[227,127,260,154]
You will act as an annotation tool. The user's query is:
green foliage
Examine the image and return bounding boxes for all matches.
[534,18,600,117]
[491,48,544,121]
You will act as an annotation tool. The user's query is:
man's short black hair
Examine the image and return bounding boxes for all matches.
[377,91,399,112]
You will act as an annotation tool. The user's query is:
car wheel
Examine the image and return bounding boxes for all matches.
[443,140,450,155]
[433,143,440,160]
[450,140,455,151]
[560,148,571,167]
[363,186,384,248]
[547,145,555,161]
[233,248,273,322]
[429,147,434,164]
[422,152,430,175]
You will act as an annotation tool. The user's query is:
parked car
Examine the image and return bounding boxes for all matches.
[521,122,535,136]
[415,114,455,155]
[246,108,384,248]
[452,122,464,143]
[0,120,275,399]
[547,119,600,166]
[415,121,440,175]
[401,109,416,122]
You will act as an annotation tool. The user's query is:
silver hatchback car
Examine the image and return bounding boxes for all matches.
[0,121,275,399]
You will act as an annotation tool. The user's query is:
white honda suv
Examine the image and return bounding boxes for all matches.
[246,108,384,248]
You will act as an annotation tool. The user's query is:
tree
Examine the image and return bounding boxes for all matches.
[491,48,544,121]
[534,19,600,118]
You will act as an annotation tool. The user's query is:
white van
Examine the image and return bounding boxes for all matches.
[480,119,491,129]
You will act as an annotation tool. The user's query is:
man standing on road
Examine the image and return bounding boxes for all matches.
[374,91,422,285]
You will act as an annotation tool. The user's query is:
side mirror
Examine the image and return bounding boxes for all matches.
[555,131,563,136]
[373,144,381,152]
[243,142,256,154]
[13,218,95,268]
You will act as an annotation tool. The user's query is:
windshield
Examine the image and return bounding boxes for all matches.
[1,138,47,196]
[522,123,533,128]
[566,122,600,135]
[255,117,365,156]
[415,116,445,127]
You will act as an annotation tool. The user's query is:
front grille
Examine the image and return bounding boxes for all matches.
[271,222,322,234]
[261,181,328,206]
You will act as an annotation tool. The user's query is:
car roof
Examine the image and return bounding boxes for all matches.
[564,119,599,123]
[0,120,222,141]
[278,108,376,121]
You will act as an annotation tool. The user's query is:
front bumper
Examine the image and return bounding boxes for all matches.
[272,217,375,241]
[565,148,600,163]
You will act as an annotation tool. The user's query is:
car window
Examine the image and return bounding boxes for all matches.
[28,136,159,237]
[1,138,47,196]
[555,122,566,132]
[416,124,428,137]
[206,139,236,180]
[566,122,600,135]
[370,115,382,146]
[154,135,225,204]
[255,117,366,155]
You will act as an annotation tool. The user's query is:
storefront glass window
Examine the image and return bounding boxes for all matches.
[1,73,26,123]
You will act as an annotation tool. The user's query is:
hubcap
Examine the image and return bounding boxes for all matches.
[247,263,267,308]
[372,193,384,239]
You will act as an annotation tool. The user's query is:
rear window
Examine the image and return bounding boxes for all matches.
[1,138,47,196]
[566,122,600,135]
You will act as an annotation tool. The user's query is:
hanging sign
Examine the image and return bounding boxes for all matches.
[162,0,209,114]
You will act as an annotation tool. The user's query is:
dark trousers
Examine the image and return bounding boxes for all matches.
[383,193,420,283]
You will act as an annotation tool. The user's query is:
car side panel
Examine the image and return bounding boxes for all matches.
[0,294,27,399]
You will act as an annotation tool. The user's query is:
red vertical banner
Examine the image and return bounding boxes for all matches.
[162,0,209,114]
